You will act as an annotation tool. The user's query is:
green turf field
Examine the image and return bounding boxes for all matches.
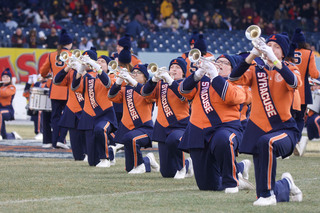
[0,154,319,213]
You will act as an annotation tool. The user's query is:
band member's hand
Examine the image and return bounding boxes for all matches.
[259,44,280,66]
[115,76,124,85]
[152,72,161,82]
[28,75,33,84]
[122,72,138,87]
[203,61,218,80]
[159,71,174,86]
[194,67,206,81]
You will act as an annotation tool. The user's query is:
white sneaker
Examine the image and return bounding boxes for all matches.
[294,136,308,156]
[34,133,43,140]
[56,142,70,149]
[110,145,117,165]
[240,159,251,180]
[0,135,2,140]
[225,187,239,194]
[83,154,88,162]
[281,172,303,202]
[115,143,124,151]
[146,153,160,172]
[96,159,111,168]
[12,131,22,140]
[238,175,255,190]
[185,157,194,178]
[253,195,276,206]
[174,166,186,179]
[41,143,52,148]
[128,163,146,174]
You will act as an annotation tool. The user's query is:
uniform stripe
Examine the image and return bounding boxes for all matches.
[37,111,42,133]
[132,134,148,167]
[182,152,185,167]
[0,112,2,132]
[103,122,110,158]
[314,116,320,136]
[229,133,239,185]
[267,133,287,189]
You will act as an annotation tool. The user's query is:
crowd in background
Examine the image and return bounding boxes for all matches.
[1,0,320,54]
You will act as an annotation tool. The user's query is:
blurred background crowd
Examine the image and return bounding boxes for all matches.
[1,0,320,56]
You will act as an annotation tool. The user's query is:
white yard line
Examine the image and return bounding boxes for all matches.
[0,187,197,205]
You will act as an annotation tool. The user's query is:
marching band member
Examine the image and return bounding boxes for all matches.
[39,29,71,149]
[141,57,194,179]
[108,48,159,174]
[23,74,43,141]
[53,55,87,160]
[290,28,320,156]
[111,34,142,66]
[304,83,320,141]
[229,33,303,206]
[0,68,22,140]
[184,34,214,77]
[71,48,118,167]
[179,56,248,193]
[181,31,198,60]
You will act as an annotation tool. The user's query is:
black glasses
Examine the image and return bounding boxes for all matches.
[131,70,143,75]
[215,60,231,66]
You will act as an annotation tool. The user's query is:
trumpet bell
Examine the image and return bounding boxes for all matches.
[60,52,69,62]
[73,49,82,58]
[147,63,158,73]
[108,60,118,71]
[245,25,261,40]
[189,48,201,63]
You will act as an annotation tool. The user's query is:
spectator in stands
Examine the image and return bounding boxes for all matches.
[178,13,190,30]
[310,45,320,57]
[137,35,149,49]
[4,12,18,29]
[38,31,47,48]
[165,14,179,31]
[240,2,254,20]
[264,22,276,35]
[187,0,201,15]
[11,28,26,48]
[79,37,93,50]
[154,14,166,29]
[189,13,199,31]
[97,40,108,50]
[311,16,320,32]
[46,27,59,49]
[126,13,143,39]
[160,0,174,19]
[287,5,299,20]
[26,28,39,48]
[34,9,49,28]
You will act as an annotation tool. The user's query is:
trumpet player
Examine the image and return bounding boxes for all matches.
[185,34,214,77]
[141,57,194,179]
[71,48,118,168]
[39,29,72,149]
[179,54,251,193]
[108,52,159,174]
[229,32,303,206]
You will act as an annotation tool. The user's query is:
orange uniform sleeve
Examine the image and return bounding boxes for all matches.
[224,82,247,105]
[308,52,320,79]
[39,54,51,78]
[108,87,124,104]
[0,85,16,97]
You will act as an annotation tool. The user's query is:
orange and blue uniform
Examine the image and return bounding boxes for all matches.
[184,51,214,77]
[39,48,69,147]
[229,57,302,201]
[108,83,154,172]
[0,82,16,139]
[72,70,117,166]
[292,48,320,138]
[54,69,86,160]
[142,79,190,177]
[179,73,246,190]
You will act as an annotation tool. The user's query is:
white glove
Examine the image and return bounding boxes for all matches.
[32,74,38,83]
[152,71,161,82]
[90,60,102,71]
[158,71,174,86]
[259,44,278,63]
[28,75,33,84]
[203,61,218,80]
[194,67,206,81]
[115,76,124,85]
[250,46,261,57]
[78,64,87,75]
[122,72,138,87]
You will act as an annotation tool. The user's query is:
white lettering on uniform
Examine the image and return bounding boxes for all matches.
[161,84,173,117]
[257,73,277,117]
[201,82,213,114]
[88,79,98,108]
[126,89,139,120]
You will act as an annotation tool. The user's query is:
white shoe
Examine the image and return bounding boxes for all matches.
[110,145,117,166]
[238,175,255,190]
[0,135,2,140]
[41,143,52,148]
[253,195,276,206]
[174,166,186,179]
[240,159,251,180]
[34,133,43,140]
[281,172,303,202]
[146,153,160,172]
[83,154,88,162]
[128,163,146,174]
[225,187,239,194]
[56,142,70,149]
[115,143,124,151]
[294,136,308,156]
[185,157,194,178]
[96,159,111,168]
[12,131,22,140]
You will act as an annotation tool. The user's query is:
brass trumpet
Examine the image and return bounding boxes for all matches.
[147,63,158,73]
[245,25,261,40]
[188,48,215,64]
[59,49,83,64]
